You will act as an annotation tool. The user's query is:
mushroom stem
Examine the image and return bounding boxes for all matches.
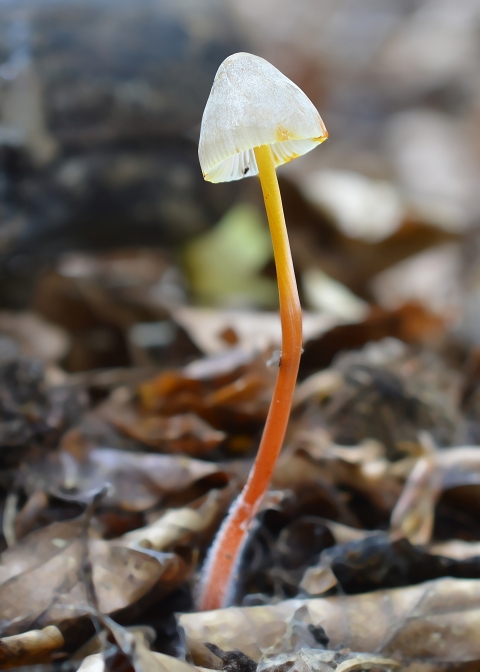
[197,144,302,611]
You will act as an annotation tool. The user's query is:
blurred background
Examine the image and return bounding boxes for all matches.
[0,0,479,373]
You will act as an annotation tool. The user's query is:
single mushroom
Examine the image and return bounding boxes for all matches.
[197,52,328,610]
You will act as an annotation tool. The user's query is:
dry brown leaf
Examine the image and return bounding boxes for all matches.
[0,517,188,636]
[89,617,210,672]
[0,625,64,668]
[101,399,226,456]
[118,489,230,553]
[180,578,480,666]
[90,540,187,614]
[0,518,84,585]
[135,349,277,445]
[71,624,156,662]
[51,444,225,512]
[390,455,441,545]
[138,348,274,422]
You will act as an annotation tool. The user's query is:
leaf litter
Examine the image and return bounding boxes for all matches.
[2,298,480,671]
[5,4,480,669]
[4,264,480,671]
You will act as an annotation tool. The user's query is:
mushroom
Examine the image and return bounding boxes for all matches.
[197,52,328,610]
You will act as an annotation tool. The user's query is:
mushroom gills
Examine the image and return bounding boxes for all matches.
[205,138,325,183]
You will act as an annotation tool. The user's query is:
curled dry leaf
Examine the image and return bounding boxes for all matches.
[137,348,277,443]
[99,388,226,457]
[179,578,480,666]
[72,624,156,662]
[272,443,335,492]
[118,489,231,553]
[0,517,188,637]
[390,443,480,545]
[102,402,226,456]
[390,454,442,545]
[78,617,210,672]
[0,625,64,669]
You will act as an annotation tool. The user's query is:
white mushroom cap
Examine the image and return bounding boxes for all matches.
[199,53,328,183]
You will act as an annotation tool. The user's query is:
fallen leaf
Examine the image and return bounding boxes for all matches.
[390,453,441,545]
[0,625,64,668]
[137,348,275,439]
[117,489,231,553]
[76,617,209,672]
[180,578,480,666]
[0,516,188,637]
[42,445,226,512]
[102,397,226,456]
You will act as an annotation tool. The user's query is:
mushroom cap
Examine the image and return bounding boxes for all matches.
[198,52,328,183]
